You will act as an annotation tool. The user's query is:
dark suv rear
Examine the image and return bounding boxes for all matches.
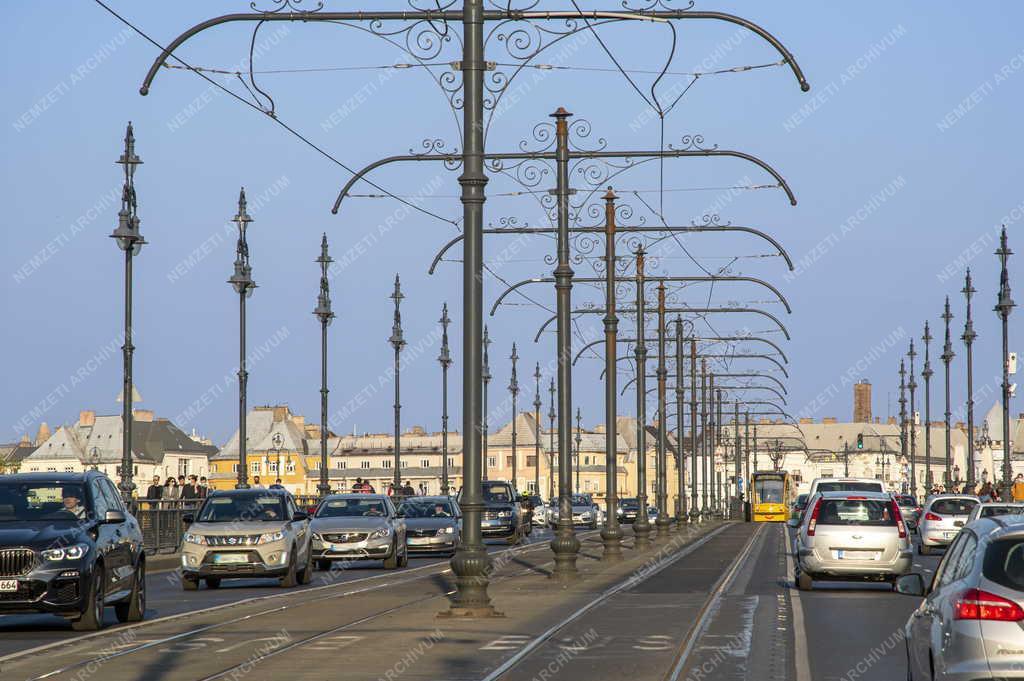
[0,471,146,630]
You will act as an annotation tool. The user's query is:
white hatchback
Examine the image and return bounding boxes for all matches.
[917,494,980,555]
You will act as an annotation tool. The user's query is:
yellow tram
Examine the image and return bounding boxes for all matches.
[750,470,793,522]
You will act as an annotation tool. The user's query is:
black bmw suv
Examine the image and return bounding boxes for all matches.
[0,471,146,630]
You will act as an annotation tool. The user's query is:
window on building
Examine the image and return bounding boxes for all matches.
[447,458,454,468]
[251,462,260,474]
[382,460,392,468]
[488,457,496,468]
[420,459,430,468]
[64,466,75,472]
[584,456,590,466]
[339,461,347,469]
[311,460,319,470]
[232,464,239,473]
[178,460,189,476]
[526,456,537,467]
[821,469,834,478]
[286,461,295,473]
[506,456,514,467]
[361,461,370,469]
[527,481,537,493]
[268,461,278,473]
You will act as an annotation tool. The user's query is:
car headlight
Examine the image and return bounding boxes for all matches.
[580,512,591,519]
[497,510,512,518]
[257,531,285,544]
[440,526,455,535]
[183,532,208,545]
[41,543,90,562]
[369,526,392,540]
[312,532,323,541]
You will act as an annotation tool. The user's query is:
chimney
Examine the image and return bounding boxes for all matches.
[271,406,288,422]
[132,409,154,422]
[35,422,51,446]
[853,380,872,423]
[291,415,305,429]
[822,417,838,425]
[799,417,814,424]
[888,416,898,425]
[955,421,965,430]
[19,435,30,446]
[79,410,96,427]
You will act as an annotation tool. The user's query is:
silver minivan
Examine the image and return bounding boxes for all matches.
[794,491,912,590]
[897,516,1024,679]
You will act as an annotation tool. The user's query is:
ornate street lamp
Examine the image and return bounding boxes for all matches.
[907,340,918,497]
[509,343,519,488]
[389,275,406,492]
[574,408,582,493]
[438,303,453,496]
[532,363,542,498]
[227,188,256,489]
[548,376,556,501]
[271,432,284,482]
[995,227,1015,494]
[923,322,934,491]
[111,122,145,504]
[941,297,955,489]
[313,235,335,496]
[962,269,978,490]
[898,359,908,493]
[632,246,653,546]
[482,325,492,481]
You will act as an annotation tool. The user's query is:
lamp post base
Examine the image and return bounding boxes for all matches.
[446,544,496,617]
[654,515,672,541]
[599,525,624,561]
[633,519,653,550]
[549,522,581,580]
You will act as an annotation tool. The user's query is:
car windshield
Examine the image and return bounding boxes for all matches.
[197,494,287,522]
[983,538,1024,591]
[895,495,917,507]
[481,483,513,503]
[930,498,978,516]
[0,482,88,522]
[398,499,455,518]
[816,499,896,526]
[619,498,639,509]
[754,477,785,504]
[316,498,388,518]
[816,481,882,493]
[980,505,1024,518]
[571,495,591,506]
[795,494,808,506]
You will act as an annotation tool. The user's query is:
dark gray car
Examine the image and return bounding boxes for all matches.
[396,496,460,556]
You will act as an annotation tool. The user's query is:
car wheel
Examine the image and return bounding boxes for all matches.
[204,577,221,589]
[181,574,199,591]
[115,561,146,623]
[398,544,409,568]
[316,559,332,571]
[280,548,299,587]
[797,572,813,591]
[298,545,313,585]
[72,565,105,631]
[383,541,399,569]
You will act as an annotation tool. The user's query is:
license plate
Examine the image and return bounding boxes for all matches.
[213,554,248,564]
[0,580,18,592]
[943,531,957,539]
[409,537,432,545]
[837,550,877,560]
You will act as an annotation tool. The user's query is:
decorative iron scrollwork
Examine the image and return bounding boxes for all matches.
[250,0,324,13]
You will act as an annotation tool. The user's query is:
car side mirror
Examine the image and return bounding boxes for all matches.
[895,573,928,597]
[292,511,309,522]
[182,513,194,526]
[103,510,126,524]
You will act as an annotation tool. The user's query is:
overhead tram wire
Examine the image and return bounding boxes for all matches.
[92,0,460,231]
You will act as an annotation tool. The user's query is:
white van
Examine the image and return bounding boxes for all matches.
[807,477,885,499]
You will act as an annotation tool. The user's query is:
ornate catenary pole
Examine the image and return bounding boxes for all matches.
[439,303,453,495]
[601,188,623,559]
[482,325,491,482]
[313,235,335,496]
[550,107,580,579]
[548,377,556,501]
[716,387,724,517]
[690,338,699,521]
[674,318,687,526]
[574,408,582,493]
[111,123,145,503]
[898,360,908,494]
[962,269,977,491]
[941,298,955,489]
[907,340,918,497]
[995,227,1015,494]
[744,412,751,504]
[734,401,742,517]
[632,245,653,547]
[700,362,709,519]
[654,283,671,539]
[533,363,542,498]
[389,275,406,492]
[509,342,519,487]
[228,188,256,489]
[922,322,933,491]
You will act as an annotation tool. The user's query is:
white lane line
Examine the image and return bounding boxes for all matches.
[665,523,765,681]
[783,527,812,681]
[480,524,731,681]
[0,532,597,668]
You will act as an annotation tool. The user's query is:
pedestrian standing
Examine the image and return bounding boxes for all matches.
[386,482,394,497]
[252,475,265,489]
[978,481,994,502]
[181,475,201,500]
[145,476,164,500]
[352,477,364,493]
[164,477,179,499]
[198,477,209,498]
[402,480,415,496]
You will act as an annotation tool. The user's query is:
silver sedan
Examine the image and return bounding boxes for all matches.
[310,494,408,570]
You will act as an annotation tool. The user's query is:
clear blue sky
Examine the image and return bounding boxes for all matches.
[3,2,1023,446]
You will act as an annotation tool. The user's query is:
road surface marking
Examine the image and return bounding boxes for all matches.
[784,527,812,681]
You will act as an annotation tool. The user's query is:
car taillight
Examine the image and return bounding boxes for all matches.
[807,498,823,536]
[924,512,942,521]
[954,588,1024,621]
[891,500,907,539]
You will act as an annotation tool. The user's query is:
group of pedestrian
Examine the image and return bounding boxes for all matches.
[351,477,376,494]
[385,480,418,497]
[145,474,208,500]
[928,473,1024,502]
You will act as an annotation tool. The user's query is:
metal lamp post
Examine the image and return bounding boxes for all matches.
[271,433,284,482]
[548,377,556,501]
[601,188,623,558]
[509,343,519,488]
[907,341,918,497]
[923,322,934,491]
[314,235,334,496]
[963,269,978,491]
[941,298,955,489]
[995,227,1015,495]
[899,360,908,494]
[482,326,491,481]
[227,188,256,490]
[111,122,145,504]
[439,303,453,496]
[389,275,405,492]
[533,363,542,497]
[574,408,582,493]
[654,282,671,539]
[632,246,653,547]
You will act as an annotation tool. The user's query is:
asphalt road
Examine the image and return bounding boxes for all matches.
[0,527,560,657]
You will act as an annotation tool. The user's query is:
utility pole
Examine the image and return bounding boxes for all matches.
[923,322,933,491]
[228,189,255,490]
[482,326,491,482]
[601,188,623,559]
[633,245,652,547]
[655,282,671,539]
[438,303,453,496]
[509,342,519,489]
[962,269,977,491]
[389,275,406,492]
[548,377,556,502]
[941,298,954,489]
[995,227,1015,495]
[898,360,908,494]
[313,235,335,497]
[908,340,918,497]
[533,363,542,499]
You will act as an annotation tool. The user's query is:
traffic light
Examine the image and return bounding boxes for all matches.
[856,433,863,450]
